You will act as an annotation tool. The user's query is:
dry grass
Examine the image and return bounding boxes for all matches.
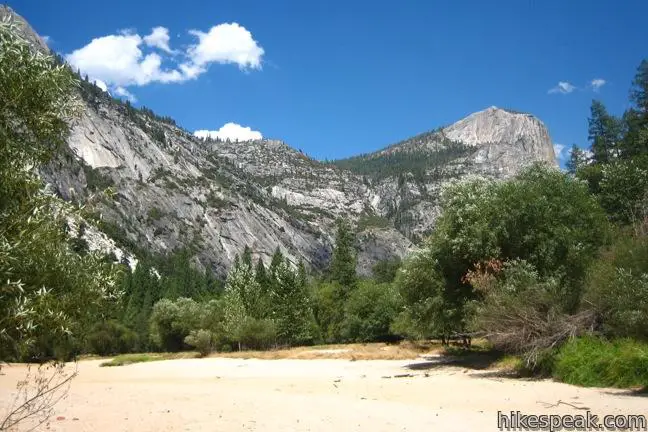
[212,341,443,361]
[99,352,200,367]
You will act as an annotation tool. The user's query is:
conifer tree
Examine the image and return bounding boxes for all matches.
[588,100,621,164]
[329,218,357,291]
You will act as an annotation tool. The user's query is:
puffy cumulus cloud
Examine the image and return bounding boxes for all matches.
[65,22,264,98]
[65,32,183,88]
[591,78,606,91]
[194,122,263,142]
[548,81,576,94]
[185,23,264,72]
[554,143,567,160]
[143,26,173,53]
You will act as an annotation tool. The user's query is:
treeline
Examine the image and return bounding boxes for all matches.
[329,136,471,181]
[85,220,404,357]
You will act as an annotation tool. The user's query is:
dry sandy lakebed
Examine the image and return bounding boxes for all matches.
[1,354,645,431]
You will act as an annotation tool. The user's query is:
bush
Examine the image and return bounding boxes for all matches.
[341,281,401,342]
[149,298,202,352]
[86,320,138,356]
[583,232,648,340]
[371,257,402,284]
[184,329,215,357]
[238,318,277,350]
[469,260,596,368]
[553,337,648,388]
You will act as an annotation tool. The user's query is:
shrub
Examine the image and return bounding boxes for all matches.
[147,207,164,221]
[238,318,277,350]
[371,257,402,284]
[583,232,648,340]
[553,337,648,388]
[469,260,596,368]
[149,298,202,352]
[341,281,401,342]
[184,329,215,357]
[86,320,138,356]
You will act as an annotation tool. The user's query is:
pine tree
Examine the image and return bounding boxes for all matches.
[270,261,314,345]
[566,145,589,174]
[269,247,284,278]
[297,261,307,288]
[225,255,264,319]
[242,245,253,269]
[255,258,269,289]
[630,59,648,116]
[588,100,621,164]
[329,218,357,290]
[621,60,648,158]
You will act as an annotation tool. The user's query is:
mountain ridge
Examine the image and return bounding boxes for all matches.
[3,6,558,278]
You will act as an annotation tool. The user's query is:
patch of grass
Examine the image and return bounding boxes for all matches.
[212,341,442,361]
[553,336,648,388]
[492,355,524,372]
[357,214,390,231]
[99,352,198,367]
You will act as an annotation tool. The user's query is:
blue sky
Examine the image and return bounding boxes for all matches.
[11,0,648,164]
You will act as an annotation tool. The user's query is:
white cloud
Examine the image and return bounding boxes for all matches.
[194,122,263,141]
[66,32,184,88]
[554,143,566,160]
[41,35,51,45]
[65,22,264,97]
[591,78,606,92]
[548,81,576,94]
[143,26,173,53]
[185,23,264,72]
[114,86,137,102]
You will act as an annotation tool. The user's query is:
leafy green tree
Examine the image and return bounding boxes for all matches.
[85,320,138,356]
[397,164,610,340]
[583,231,648,340]
[329,218,357,290]
[184,329,216,357]
[311,281,344,343]
[597,156,648,224]
[392,250,461,339]
[224,255,265,319]
[270,261,315,345]
[341,281,401,342]
[0,20,121,360]
[435,164,609,307]
[149,297,202,352]
[372,257,402,283]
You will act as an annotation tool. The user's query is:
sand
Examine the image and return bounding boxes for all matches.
[0,357,645,431]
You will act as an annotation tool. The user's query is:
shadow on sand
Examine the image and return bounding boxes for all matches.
[405,349,505,371]
[403,349,536,381]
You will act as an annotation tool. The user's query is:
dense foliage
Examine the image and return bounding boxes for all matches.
[329,135,471,181]
[0,21,121,361]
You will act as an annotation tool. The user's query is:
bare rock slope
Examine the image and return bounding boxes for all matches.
[5,6,556,277]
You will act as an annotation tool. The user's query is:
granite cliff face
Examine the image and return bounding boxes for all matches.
[4,6,556,277]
